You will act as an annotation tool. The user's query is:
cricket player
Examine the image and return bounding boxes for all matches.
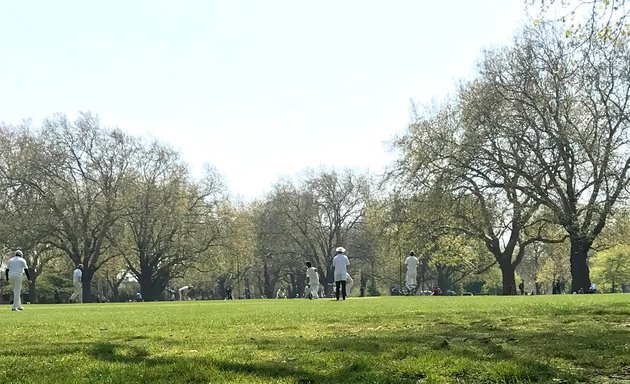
[405,251,419,292]
[179,285,193,301]
[346,273,354,295]
[69,264,84,303]
[332,246,350,300]
[5,250,32,311]
[305,262,319,299]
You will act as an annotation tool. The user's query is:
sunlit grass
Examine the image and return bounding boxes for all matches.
[0,294,628,383]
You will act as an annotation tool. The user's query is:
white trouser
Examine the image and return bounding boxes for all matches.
[309,283,319,298]
[9,275,23,310]
[70,281,83,303]
[406,270,417,287]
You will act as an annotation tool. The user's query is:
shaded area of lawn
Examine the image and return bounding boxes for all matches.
[0,295,628,383]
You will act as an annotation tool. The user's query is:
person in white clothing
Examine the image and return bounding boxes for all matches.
[179,285,193,301]
[346,273,354,295]
[69,264,84,303]
[405,251,419,293]
[305,262,319,299]
[5,250,32,311]
[332,246,350,300]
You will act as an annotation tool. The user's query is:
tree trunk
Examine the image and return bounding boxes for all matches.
[139,275,167,301]
[82,269,95,302]
[499,262,517,295]
[569,237,592,293]
[28,280,38,303]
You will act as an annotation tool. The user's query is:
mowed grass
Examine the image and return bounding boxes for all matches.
[0,295,629,384]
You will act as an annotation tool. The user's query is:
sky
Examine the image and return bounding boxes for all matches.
[0,0,528,200]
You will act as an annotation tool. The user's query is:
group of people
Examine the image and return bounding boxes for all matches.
[4,247,421,308]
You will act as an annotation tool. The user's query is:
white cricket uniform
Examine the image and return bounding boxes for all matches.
[7,256,29,310]
[179,286,191,300]
[346,273,354,294]
[69,268,83,303]
[332,254,350,281]
[405,255,419,287]
[306,267,319,298]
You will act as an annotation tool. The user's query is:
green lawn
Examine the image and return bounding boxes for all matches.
[0,295,628,384]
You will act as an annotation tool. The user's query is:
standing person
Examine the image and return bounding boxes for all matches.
[346,273,354,295]
[404,251,419,293]
[332,246,350,301]
[5,250,32,311]
[305,262,319,300]
[69,264,84,303]
[179,285,193,301]
[518,280,525,295]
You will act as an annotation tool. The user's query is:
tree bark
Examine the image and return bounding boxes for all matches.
[499,261,517,295]
[569,237,592,293]
[28,280,38,303]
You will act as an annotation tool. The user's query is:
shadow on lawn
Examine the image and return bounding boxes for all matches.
[87,341,401,384]
[80,320,629,384]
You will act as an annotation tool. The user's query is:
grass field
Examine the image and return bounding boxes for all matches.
[0,295,628,384]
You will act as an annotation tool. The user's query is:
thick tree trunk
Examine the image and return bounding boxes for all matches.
[28,280,38,303]
[499,262,517,295]
[569,237,592,293]
[82,269,94,302]
[139,275,167,301]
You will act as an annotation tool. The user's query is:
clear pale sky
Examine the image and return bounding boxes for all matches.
[0,1,527,200]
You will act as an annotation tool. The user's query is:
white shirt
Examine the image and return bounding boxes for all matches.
[7,256,28,277]
[179,286,191,293]
[332,254,350,277]
[306,267,319,285]
[73,268,83,283]
[405,256,419,270]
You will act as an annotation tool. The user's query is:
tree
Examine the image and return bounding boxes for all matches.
[26,113,138,301]
[120,143,229,301]
[462,24,630,292]
[590,245,630,292]
[389,100,559,295]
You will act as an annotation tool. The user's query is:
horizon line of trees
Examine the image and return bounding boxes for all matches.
[2,1,630,301]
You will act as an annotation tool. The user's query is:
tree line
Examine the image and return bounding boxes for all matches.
[1,1,629,301]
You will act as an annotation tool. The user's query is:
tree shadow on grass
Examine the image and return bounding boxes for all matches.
[87,341,410,384]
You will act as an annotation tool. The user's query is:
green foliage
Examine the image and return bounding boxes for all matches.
[591,245,630,292]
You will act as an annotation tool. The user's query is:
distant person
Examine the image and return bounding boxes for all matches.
[225,285,233,300]
[346,273,354,295]
[276,287,287,299]
[518,280,525,295]
[404,251,419,292]
[179,285,193,301]
[332,246,350,300]
[69,264,84,303]
[5,250,32,311]
[305,262,319,300]
[134,292,143,302]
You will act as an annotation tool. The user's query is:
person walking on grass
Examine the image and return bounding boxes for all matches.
[5,250,32,311]
[69,264,84,303]
[332,246,350,301]
[305,262,319,299]
[405,251,419,293]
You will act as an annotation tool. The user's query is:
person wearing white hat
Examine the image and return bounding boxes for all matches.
[5,250,32,311]
[69,264,84,303]
[332,246,350,300]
